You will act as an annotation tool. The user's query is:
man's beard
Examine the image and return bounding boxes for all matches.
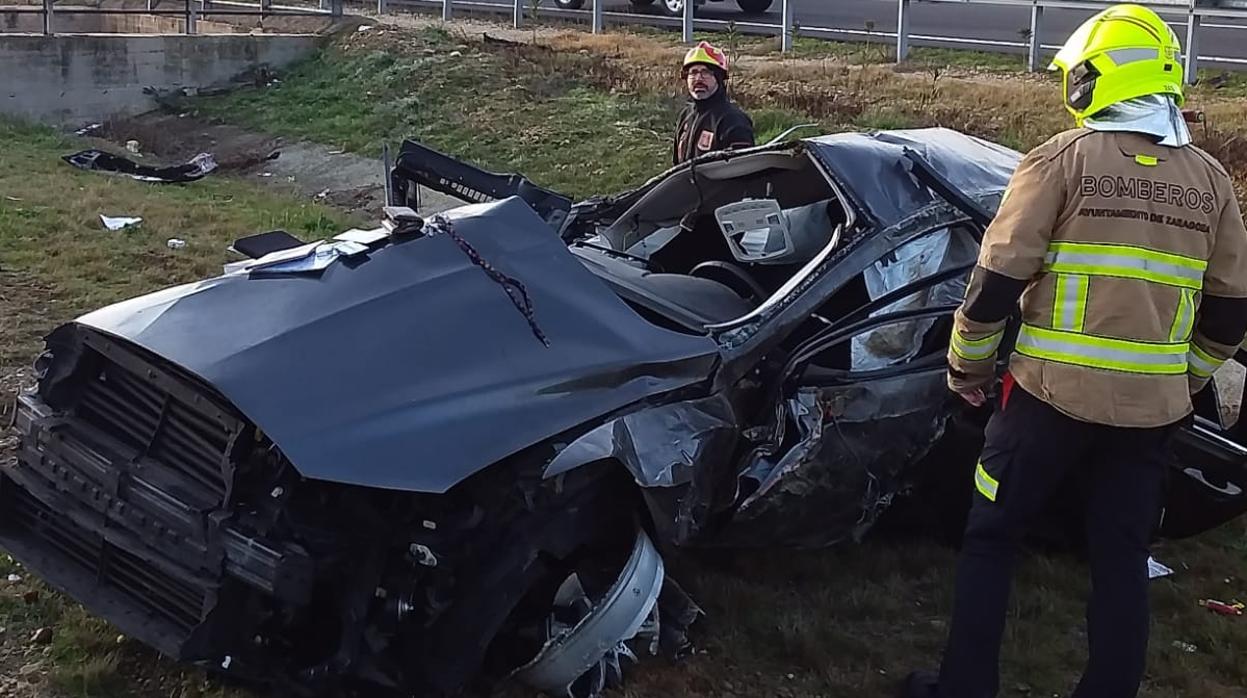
[690,82,719,100]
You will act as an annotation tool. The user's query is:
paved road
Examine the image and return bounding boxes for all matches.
[428,0,1247,67]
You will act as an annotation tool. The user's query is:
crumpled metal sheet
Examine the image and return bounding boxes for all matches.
[806,127,1021,230]
[714,370,951,548]
[543,394,742,547]
[544,395,738,489]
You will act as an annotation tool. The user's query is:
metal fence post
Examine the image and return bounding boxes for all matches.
[42,0,53,34]
[682,0,693,44]
[896,0,910,62]
[329,0,343,17]
[186,0,197,34]
[377,0,386,15]
[1184,1,1200,86]
[513,0,522,28]
[592,0,604,34]
[781,0,794,53]
[261,0,272,12]
[1027,2,1043,72]
[442,0,452,21]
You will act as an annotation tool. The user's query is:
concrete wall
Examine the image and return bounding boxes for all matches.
[1,11,244,34]
[1,32,320,125]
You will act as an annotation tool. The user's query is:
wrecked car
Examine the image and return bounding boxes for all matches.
[4,127,1247,697]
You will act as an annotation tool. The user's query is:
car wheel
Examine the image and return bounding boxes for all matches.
[553,0,586,8]
[659,0,684,16]
[735,0,771,12]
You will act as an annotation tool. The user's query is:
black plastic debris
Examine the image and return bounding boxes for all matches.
[230,230,307,259]
[62,149,218,183]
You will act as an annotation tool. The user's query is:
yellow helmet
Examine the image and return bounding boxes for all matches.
[1048,3,1184,124]
[682,41,729,76]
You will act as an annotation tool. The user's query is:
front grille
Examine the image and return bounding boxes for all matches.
[75,347,234,503]
[4,481,209,632]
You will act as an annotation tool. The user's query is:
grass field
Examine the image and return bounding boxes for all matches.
[3,13,1247,698]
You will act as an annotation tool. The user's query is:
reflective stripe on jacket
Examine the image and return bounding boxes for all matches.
[948,128,1247,428]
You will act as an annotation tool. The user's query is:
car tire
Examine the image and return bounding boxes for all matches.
[629,0,656,6]
[658,0,684,16]
[553,0,586,8]
[735,0,772,12]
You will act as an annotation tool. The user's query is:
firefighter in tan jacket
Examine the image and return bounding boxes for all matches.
[905,5,1247,698]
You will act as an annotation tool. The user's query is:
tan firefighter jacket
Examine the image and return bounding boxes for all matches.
[948,128,1247,428]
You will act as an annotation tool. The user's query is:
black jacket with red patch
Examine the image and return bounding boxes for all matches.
[673,89,755,166]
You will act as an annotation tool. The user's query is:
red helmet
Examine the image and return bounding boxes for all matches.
[682,41,729,76]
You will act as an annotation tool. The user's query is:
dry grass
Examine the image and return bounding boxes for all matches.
[345,12,1247,185]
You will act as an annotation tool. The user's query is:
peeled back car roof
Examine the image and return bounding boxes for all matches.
[804,127,1022,229]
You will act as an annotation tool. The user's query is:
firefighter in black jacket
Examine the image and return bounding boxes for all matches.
[673,41,756,166]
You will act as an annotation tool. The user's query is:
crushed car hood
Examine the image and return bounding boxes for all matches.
[71,197,721,493]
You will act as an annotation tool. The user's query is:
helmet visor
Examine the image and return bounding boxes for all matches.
[1050,17,1099,70]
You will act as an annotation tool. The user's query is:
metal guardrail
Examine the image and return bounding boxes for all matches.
[11,0,1244,77]
[382,0,1247,81]
[7,0,337,34]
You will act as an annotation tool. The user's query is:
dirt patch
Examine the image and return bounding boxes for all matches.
[0,270,59,698]
[0,269,57,393]
[90,112,462,218]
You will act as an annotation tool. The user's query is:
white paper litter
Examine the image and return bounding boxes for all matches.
[100,215,142,231]
[1148,556,1174,579]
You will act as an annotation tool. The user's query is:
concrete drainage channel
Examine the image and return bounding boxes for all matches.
[0,0,454,218]
[0,0,341,126]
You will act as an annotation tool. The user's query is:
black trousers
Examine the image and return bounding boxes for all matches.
[936,380,1175,698]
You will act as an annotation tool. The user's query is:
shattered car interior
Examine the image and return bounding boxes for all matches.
[4,127,1247,698]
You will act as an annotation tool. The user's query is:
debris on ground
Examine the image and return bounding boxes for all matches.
[1172,640,1199,653]
[29,628,52,645]
[167,238,188,250]
[125,139,142,155]
[63,149,218,183]
[100,215,143,231]
[1198,598,1244,616]
[1147,556,1174,579]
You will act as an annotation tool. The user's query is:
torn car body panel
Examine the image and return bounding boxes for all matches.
[5,127,1247,698]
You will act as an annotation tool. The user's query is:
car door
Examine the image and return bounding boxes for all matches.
[1160,357,1247,538]
[708,220,984,548]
